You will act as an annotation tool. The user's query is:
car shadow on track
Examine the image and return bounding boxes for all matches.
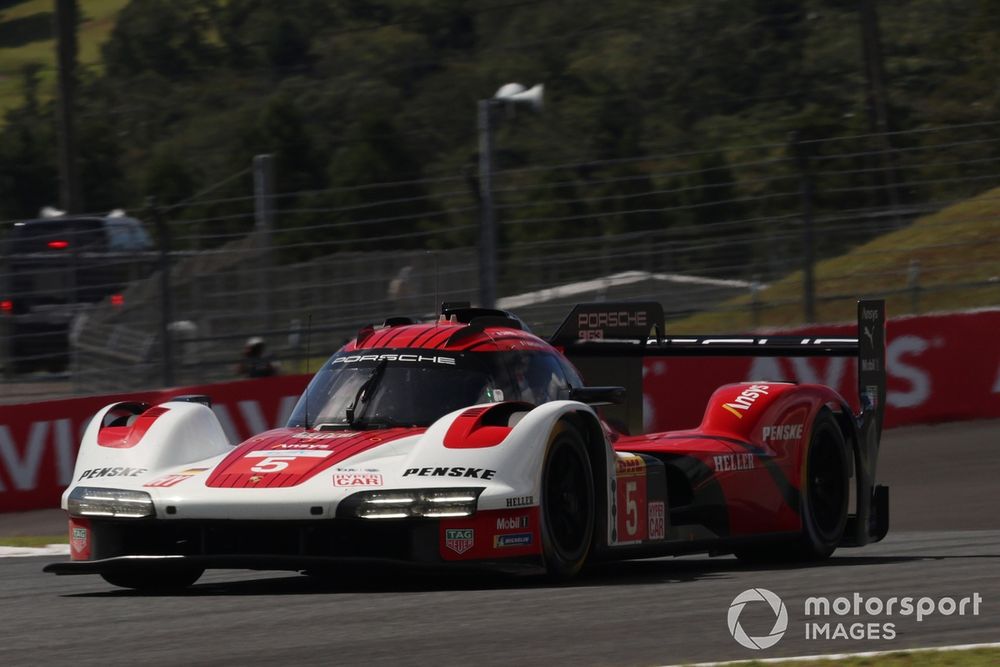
[61,554,933,598]
[581,553,936,581]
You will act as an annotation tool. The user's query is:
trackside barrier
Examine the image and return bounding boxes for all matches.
[1,308,998,512]
[643,308,1000,432]
[0,375,311,513]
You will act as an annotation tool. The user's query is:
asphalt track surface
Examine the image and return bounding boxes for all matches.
[2,420,998,667]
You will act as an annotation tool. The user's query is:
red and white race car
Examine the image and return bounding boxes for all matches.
[46,300,889,589]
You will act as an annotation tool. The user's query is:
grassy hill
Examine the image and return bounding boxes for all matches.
[0,0,128,119]
[670,185,1000,332]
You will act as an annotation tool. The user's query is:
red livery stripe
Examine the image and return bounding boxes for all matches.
[443,405,514,449]
[206,427,424,488]
[97,406,169,448]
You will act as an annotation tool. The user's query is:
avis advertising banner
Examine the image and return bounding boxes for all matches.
[1,308,998,512]
[642,308,1000,432]
[0,376,312,512]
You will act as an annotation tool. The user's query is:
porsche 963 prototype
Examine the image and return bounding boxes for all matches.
[45,300,889,589]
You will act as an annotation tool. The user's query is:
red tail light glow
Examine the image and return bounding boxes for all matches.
[111,294,124,307]
[1,300,12,313]
[47,240,70,249]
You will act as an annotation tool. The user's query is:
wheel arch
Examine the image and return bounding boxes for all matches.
[68,401,231,498]
[825,399,859,482]
[559,410,611,548]
[801,403,852,556]
[795,399,859,516]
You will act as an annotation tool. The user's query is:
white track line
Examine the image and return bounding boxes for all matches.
[668,641,1000,666]
[0,544,70,558]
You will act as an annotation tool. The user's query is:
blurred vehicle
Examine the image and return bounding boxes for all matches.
[1,209,154,372]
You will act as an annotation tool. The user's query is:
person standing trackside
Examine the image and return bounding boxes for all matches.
[237,337,279,378]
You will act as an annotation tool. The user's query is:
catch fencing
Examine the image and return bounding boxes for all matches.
[1,121,998,402]
[2,307,997,512]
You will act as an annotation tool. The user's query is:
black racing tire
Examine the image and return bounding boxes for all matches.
[540,422,595,580]
[797,409,850,559]
[735,410,849,563]
[101,567,204,591]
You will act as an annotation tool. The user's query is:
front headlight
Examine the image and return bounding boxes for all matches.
[68,487,155,518]
[350,488,483,519]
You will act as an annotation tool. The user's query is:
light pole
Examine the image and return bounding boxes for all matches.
[478,83,543,309]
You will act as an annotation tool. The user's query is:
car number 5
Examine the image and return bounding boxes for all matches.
[625,481,638,535]
[250,456,295,473]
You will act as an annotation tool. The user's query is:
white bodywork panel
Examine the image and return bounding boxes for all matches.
[63,399,616,523]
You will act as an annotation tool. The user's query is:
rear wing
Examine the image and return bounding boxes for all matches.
[551,300,884,432]
[551,299,887,545]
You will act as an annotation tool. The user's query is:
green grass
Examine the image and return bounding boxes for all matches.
[0,534,67,547]
[0,0,130,119]
[712,647,1000,666]
[671,186,1000,333]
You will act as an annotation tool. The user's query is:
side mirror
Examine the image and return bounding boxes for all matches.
[568,386,625,406]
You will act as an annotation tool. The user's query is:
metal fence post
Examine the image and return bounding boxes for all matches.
[907,259,921,314]
[750,275,762,329]
[859,0,903,227]
[55,0,82,213]
[0,255,9,377]
[790,131,817,324]
[477,100,497,309]
[254,154,275,331]
[149,196,175,387]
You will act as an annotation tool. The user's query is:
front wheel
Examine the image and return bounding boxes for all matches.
[540,423,595,580]
[101,567,204,591]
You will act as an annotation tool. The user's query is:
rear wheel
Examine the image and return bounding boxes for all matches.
[101,567,204,591]
[797,410,850,558]
[736,410,849,563]
[540,423,595,580]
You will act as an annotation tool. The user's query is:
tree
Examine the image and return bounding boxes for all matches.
[102,0,216,79]
[0,107,58,219]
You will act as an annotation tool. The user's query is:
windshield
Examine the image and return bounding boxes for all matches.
[287,350,513,429]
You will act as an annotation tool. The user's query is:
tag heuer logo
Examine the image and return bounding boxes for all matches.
[71,527,88,552]
[445,528,474,555]
[249,475,263,483]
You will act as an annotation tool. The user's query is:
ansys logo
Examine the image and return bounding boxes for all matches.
[728,588,788,650]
